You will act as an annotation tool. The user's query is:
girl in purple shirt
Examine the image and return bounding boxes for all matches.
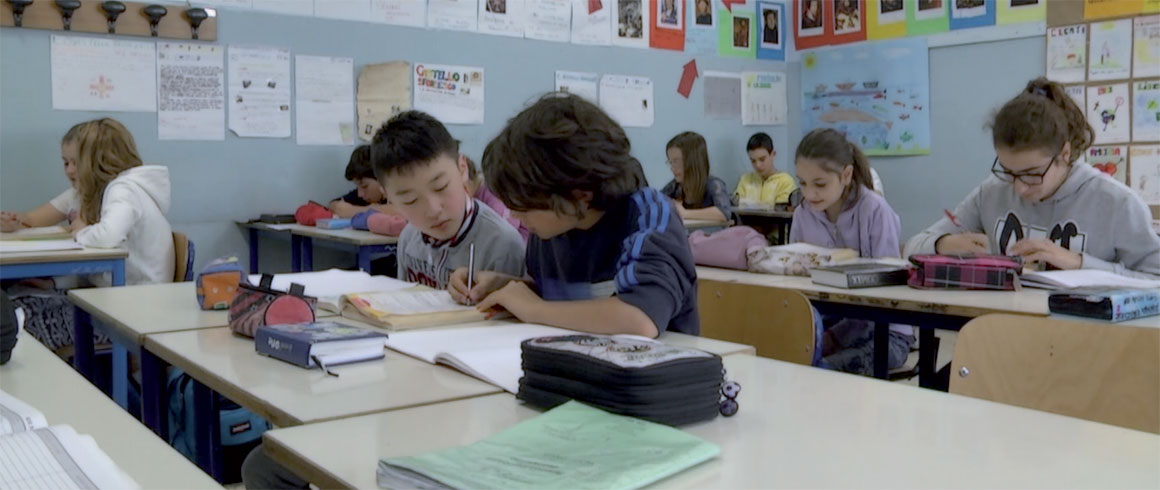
[791,128,913,375]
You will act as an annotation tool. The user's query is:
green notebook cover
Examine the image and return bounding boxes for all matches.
[377,401,721,489]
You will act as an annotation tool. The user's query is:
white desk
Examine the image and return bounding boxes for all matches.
[263,354,1160,489]
[240,222,398,273]
[0,338,220,489]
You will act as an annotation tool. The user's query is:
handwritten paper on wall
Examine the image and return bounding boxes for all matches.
[413,63,485,124]
[1134,80,1160,143]
[703,71,740,120]
[157,43,225,141]
[1130,145,1160,206]
[572,0,612,45]
[525,0,572,42]
[228,45,292,138]
[479,0,526,36]
[1135,15,1160,79]
[599,74,653,127]
[429,0,479,31]
[358,61,412,142]
[295,55,355,146]
[740,71,786,126]
[555,71,599,103]
[51,36,156,112]
[373,0,428,27]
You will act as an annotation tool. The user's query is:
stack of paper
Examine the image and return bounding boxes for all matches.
[0,390,139,489]
[1021,270,1160,290]
[377,401,720,490]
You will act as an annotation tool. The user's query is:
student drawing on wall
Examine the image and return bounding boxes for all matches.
[619,0,643,38]
[801,0,822,29]
[733,17,750,48]
[659,0,678,27]
[834,0,859,33]
[486,0,506,14]
[695,0,713,25]
[763,8,779,45]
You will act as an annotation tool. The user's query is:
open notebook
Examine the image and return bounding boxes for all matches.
[0,225,72,241]
[248,269,411,312]
[1021,269,1160,290]
[385,322,575,393]
[341,289,488,330]
[0,390,139,490]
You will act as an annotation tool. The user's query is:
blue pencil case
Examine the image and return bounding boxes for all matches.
[315,218,352,229]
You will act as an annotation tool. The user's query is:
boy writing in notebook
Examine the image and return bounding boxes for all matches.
[371,111,525,288]
[328,145,391,218]
[448,94,699,337]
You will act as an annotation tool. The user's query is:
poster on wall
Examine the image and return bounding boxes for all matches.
[227,45,292,138]
[800,37,931,155]
[1084,0,1144,20]
[572,0,613,45]
[741,71,787,126]
[158,42,225,141]
[613,0,651,48]
[1135,15,1160,78]
[795,0,829,49]
[704,71,741,119]
[1088,18,1132,81]
[649,0,686,50]
[295,55,355,146]
[599,74,654,127]
[1086,145,1128,184]
[949,0,993,30]
[997,0,1044,25]
[686,0,719,53]
[1134,80,1160,142]
[756,1,785,60]
[51,36,157,112]
[718,7,756,58]
[478,0,526,36]
[357,61,412,142]
[372,0,428,27]
[867,0,906,39]
[524,0,573,42]
[1129,145,1160,205]
[830,0,867,45]
[428,0,479,31]
[412,63,485,124]
[1087,83,1132,145]
[555,70,600,103]
[1046,24,1087,84]
[907,0,949,36]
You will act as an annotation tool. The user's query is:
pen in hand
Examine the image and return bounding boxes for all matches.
[467,243,475,306]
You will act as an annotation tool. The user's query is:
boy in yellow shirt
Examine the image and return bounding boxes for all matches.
[734,132,797,207]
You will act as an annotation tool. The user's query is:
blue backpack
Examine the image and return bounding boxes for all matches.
[167,369,269,483]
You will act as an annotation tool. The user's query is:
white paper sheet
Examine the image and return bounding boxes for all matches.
[571,0,612,45]
[0,240,84,253]
[51,36,156,112]
[1135,16,1160,79]
[373,0,428,26]
[413,63,485,125]
[740,71,786,126]
[479,0,526,36]
[358,61,413,141]
[0,390,48,436]
[555,71,599,103]
[599,74,653,128]
[703,70,740,120]
[157,43,225,141]
[1088,18,1133,82]
[0,426,140,490]
[1046,24,1087,84]
[228,45,292,138]
[295,55,355,146]
[314,0,372,20]
[525,0,572,42]
[429,0,479,31]
[252,0,314,15]
[1130,145,1160,206]
[1087,83,1131,145]
[1134,80,1160,143]
[612,0,649,48]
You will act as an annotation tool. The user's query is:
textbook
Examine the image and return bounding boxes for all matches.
[385,322,574,393]
[376,401,720,490]
[1048,288,1160,322]
[0,389,140,489]
[341,289,486,330]
[255,321,387,369]
[1020,269,1160,290]
[810,261,910,288]
[248,269,411,313]
[747,243,859,276]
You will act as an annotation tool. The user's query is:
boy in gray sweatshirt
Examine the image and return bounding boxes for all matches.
[905,78,1160,279]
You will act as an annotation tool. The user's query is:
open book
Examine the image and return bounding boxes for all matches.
[0,239,84,254]
[385,322,575,393]
[0,390,139,489]
[1021,269,1160,290]
[0,225,72,241]
[248,269,411,312]
[341,289,487,330]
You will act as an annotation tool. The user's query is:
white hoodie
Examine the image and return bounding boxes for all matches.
[75,165,175,286]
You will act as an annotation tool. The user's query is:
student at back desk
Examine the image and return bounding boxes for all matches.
[0,124,82,233]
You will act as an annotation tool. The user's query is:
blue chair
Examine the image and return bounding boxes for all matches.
[173,232,195,282]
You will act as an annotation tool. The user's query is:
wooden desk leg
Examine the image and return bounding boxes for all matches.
[73,307,95,382]
[248,227,260,274]
[290,235,303,272]
[193,380,224,482]
[302,237,314,272]
[141,348,170,438]
[918,328,939,389]
[872,322,889,379]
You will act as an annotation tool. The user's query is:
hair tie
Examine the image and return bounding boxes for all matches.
[1032,86,1049,97]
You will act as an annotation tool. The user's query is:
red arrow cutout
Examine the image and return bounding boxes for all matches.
[677,59,698,99]
[721,0,745,12]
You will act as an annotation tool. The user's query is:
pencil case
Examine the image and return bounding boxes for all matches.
[229,274,317,338]
[907,253,1023,291]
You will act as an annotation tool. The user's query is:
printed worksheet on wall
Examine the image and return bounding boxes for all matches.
[157,43,225,141]
[51,36,156,112]
[295,55,355,145]
[228,45,292,138]
[599,74,654,127]
[741,71,786,126]
[555,71,600,103]
[525,0,572,42]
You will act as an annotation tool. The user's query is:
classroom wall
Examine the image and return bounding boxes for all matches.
[0,9,791,272]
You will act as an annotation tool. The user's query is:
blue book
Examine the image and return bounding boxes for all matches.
[1049,288,1160,323]
[255,321,387,369]
[316,218,352,229]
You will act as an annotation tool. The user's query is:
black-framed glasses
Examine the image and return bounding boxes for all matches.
[991,153,1058,185]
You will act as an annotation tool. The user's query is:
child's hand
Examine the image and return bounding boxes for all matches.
[0,212,23,232]
[448,268,513,305]
[474,281,543,322]
[670,200,688,219]
[935,233,988,254]
[329,201,358,218]
[69,216,88,236]
[1009,239,1082,270]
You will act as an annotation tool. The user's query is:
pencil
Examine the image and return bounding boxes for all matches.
[467,243,476,305]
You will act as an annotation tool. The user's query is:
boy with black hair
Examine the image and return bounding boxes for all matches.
[328,145,390,218]
[371,111,524,288]
[448,93,698,337]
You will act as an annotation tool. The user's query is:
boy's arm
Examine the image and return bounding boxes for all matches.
[476,282,658,337]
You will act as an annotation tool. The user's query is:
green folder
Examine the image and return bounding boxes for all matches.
[377,401,721,490]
